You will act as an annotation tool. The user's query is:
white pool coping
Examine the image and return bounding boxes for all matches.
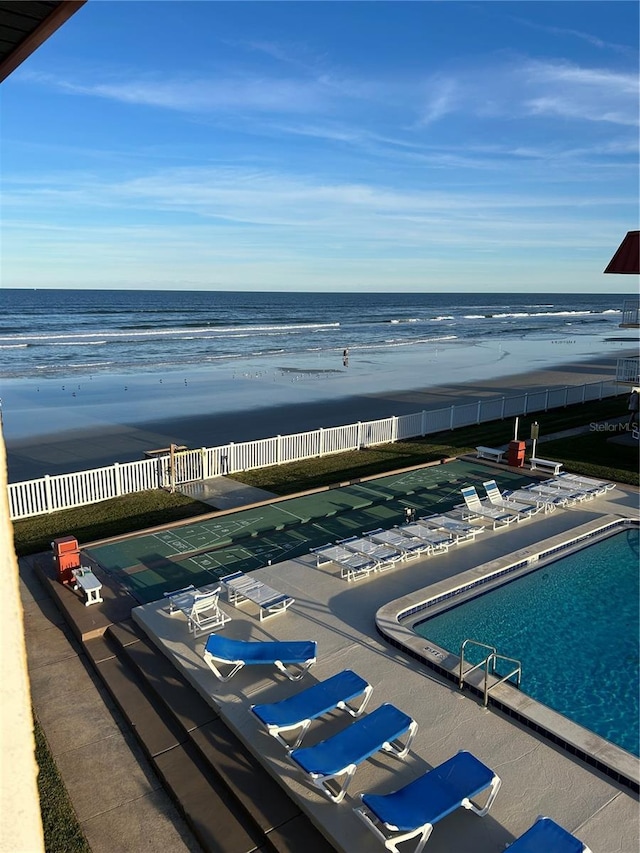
[376,515,640,790]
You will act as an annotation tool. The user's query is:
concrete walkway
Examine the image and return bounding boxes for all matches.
[20,555,203,853]
[178,477,278,510]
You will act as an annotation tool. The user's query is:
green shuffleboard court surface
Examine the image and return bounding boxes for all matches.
[86,460,533,604]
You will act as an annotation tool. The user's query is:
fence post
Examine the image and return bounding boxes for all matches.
[276,435,281,465]
[421,410,427,436]
[114,462,122,497]
[599,381,604,400]
[44,475,53,514]
[228,443,234,473]
[391,417,397,444]
[544,389,549,411]
[450,405,455,430]
[564,386,569,407]
[357,421,363,449]
[476,400,482,424]
[318,427,324,457]
[523,393,529,415]
[581,384,586,404]
[501,397,505,419]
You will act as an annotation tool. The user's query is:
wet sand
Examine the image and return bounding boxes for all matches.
[4,353,627,483]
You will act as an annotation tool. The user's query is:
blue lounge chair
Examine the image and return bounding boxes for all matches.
[289,703,417,803]
[251,669,373,749]
[508,817,592,852]
[354,750,501,853]
[202,635,317,682]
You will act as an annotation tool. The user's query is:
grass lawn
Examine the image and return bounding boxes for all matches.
[35,715,90,853]
[13,489,210,558]
[237,398,637,494]
[534,430,638,485]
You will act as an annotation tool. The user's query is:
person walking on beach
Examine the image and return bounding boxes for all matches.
[627,388,639,428]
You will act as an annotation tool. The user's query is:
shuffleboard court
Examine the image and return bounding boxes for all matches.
[86,460,533,603]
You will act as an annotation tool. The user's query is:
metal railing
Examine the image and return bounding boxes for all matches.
[620,299,640,328]
[616,357,639,385]
[7,378,621,520]
[459,639,522,708]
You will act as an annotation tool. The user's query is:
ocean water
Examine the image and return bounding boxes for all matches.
[1,290,635,453]
[0,290,630,380]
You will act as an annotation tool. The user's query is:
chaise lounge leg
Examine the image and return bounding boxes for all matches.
[275,658,316,681]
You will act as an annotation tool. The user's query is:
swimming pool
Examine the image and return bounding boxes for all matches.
[412,526,639,757]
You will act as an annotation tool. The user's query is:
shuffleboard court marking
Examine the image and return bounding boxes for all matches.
[310,520,345,540]
[88,459,535,602]
[349,483,396,502]
[271,504,308,522]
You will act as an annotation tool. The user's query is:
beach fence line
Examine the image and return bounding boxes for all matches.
[8,379,621,521]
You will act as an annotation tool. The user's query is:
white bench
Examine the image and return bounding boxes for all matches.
[72,567,103,606]
[530,457,563,475]
[476,446,504,462]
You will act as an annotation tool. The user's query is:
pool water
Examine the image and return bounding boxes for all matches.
[414,528,639,756]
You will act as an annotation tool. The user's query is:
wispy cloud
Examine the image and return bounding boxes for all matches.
[417,76,459,125]
[4,165,632,229]
[21,70,338,114]
[522,60,639,125]
[508,15,636,55]
[20,49,639,134]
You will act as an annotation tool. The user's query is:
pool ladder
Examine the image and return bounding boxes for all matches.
[459,639,522,708]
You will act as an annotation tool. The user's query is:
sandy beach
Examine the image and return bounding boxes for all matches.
[4,349,632,483]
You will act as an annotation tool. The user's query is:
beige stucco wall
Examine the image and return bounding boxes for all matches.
[0,424,44,852]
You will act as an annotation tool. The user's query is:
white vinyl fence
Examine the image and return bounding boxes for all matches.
[8,380,621,521]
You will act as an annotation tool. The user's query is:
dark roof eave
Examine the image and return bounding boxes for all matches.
[604,230,640,275]
[0,1,87,84]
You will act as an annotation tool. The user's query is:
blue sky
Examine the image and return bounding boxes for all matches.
[2,1,638,292]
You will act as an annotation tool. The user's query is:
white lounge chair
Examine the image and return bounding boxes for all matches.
[483,480,544,518]
[163,584,231,637]
[311,543,377,581]
[419,513,485,540]
[399,522,454,552]
[338,535,404,570]
[503,488,564,511]
[522,483,583,506]
[365,527,431,559]
[556,472,615,494]
[459,487,520,528]
[544,478,597,501]
[221,570,294,621]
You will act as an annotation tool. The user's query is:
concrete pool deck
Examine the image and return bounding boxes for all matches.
[131,483,640,852]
